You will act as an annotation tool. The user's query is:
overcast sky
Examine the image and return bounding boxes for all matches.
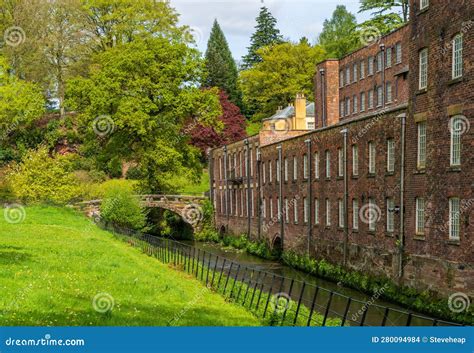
[171,0,371,60]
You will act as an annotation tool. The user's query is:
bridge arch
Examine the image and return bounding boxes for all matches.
[271,234,283,257]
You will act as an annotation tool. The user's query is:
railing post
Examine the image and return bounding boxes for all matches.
[223,262,234,295]
[306,287,320,326]
[229,264,241,299]
[293,282,306,326]
[263,274,276,318]
[322,291,334,327]
[341,297,352,326]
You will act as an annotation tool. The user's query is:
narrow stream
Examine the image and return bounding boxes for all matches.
[183,240,446,326]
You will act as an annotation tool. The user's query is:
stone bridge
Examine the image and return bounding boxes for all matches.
[77,195,208,231]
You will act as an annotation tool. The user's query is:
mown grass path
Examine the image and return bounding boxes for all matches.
[0,206,261,326]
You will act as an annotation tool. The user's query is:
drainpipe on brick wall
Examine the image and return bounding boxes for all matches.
[398,113,406,278]
[245,139,251,238]
[277,145,284,248]
[380,44,386,108]
[305,138,313,255]
[256,147,262,240]
[208,149,214,223]
[319,69,326,127]
[223,145,229,222]
[341,128,349,266]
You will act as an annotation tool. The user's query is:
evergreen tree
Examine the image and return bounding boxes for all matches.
[204,20,242,108]
[318,5,360,59]
[242,7,283,69]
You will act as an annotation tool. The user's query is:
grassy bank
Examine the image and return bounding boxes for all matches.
[0,206,261,326]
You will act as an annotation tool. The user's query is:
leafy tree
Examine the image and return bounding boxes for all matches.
[66,37,222,193]
[318,5,360,59]
[204,20,242,108]
[358,0,408,36]
[6,147,81,204]
[359,0,409,23]
[242,6,283,69]
[240,41,326,121]
[187,90,247,157]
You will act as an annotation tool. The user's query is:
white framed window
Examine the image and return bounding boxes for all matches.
[360,92,366,112]
[386,47,392,68]
[325,150,331,178]
[304,197,309,223]
[345,97,351,115]
[449,198,460,240]
[368,56,374,75]
[420,0,429,10]
[353,95,358,113]
[219,157,222,180]
[376,52,383,72]
[277,197,281,221]
[345,67,350,85]
[240,189,244,216]
[262,162,266,183]
[360,60,365,79]
[368,90,374,109]
[314,152,320,179]
[250,151,253,176]
[386,198,395,232]
[340,101,344,117]
[339,70,344,87]
[352,145,359,176]
[262,198,265,218]
[284,198,289,223]
[368,141,376,174]
[230,189,234,215]
[415,197,425,235]
[294,199,298,224]
[419,48,428,90]
[338,199,344,228]
[314,198,319,225]
[368,198,377,231]
[326,198,331,226]
[303,154,308,179]
[386,82,392,102]
[352,199,359,230]
[338,148,344,177]
[284,157,288,181]
[395,42,402,64]
[353,63,358,82]
[387,139,395,172]
[417,122,427,169]
[293,156,298,180]
[276,159,280,182]
[452,34,463,79]
[269,197,273,219]
[269,161,273,183]
[450,116,463,166]
[376,85,383,107]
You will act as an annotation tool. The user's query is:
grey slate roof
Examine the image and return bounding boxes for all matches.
[263,103,314,121]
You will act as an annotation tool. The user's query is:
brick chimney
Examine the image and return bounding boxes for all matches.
[294,93,307,130]
[315,59,340,128]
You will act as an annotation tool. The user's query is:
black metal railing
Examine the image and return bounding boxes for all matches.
[102,223,461,327]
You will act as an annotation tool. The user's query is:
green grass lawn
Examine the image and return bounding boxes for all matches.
[0,206,261,326]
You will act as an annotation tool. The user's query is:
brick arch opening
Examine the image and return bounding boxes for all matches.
[272,234,283,257]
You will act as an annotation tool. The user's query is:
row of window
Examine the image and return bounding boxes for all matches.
[262,139,395,185]
[220,190,461,240]
[339,43,402,88]
[340,82,394,117]
[418,33,463,90]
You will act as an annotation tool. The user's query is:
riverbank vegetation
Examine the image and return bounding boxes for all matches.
[0,206,261,326]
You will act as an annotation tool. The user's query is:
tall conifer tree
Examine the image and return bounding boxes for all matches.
[242,7,283,69]
[204,20,241,108]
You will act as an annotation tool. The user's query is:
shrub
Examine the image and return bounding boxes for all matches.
[100,183,147,231]
[6,147,81,204]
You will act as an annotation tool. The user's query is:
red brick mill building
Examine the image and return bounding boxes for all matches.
[209,0,473,298]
